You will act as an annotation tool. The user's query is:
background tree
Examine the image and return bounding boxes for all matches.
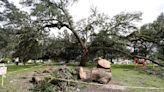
[0,0,46,64]
[127,13,164,66]
[152,13,164,65]
[20,0,90,66]
[0,0,142,66]
[42,30,81,63]
[90,12,142,62]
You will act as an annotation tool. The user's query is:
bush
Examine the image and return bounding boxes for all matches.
[0,58,12,63]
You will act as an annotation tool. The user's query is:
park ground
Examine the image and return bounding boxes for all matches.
[0,63,164,92]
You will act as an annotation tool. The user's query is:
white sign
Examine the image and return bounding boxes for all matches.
[0,67,7,75]
[0,64,7,75]
[0,63,7,86]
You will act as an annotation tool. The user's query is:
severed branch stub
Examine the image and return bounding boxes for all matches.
[79,58,112,84]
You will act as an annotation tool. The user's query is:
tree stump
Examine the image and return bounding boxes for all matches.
[97,59,111,69]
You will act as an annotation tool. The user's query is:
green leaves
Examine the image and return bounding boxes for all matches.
[127,13,164,66]
[110,12,142,35]
[1,0,163,66]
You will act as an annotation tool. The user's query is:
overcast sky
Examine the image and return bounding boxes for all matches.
[69,0,164,25]
[10,0,164,25]
[8,0,164,36]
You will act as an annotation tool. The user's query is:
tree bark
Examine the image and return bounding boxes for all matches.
[79,47,88,66]
[59,7,89,66]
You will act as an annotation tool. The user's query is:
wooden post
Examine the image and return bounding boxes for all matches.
[1,75,4,87]
[0,64,7,87]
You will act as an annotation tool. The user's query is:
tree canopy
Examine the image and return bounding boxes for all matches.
[0,0,164,66]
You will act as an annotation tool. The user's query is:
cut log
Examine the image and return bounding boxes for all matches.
[79,67,112,84]
[91,68,112,84]
[97,59,111,69]
[79,67,92,81]
[79,67,87,80]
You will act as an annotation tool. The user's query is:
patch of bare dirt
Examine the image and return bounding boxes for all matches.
[80,80,130,92]
[8,67,53,92]
[8,67,130,92]
[10,72,35,92]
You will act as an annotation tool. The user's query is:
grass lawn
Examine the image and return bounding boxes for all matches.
[0,63,164,92]
[68,63,164,92]
[7,64,36,71]
[112,64,164,92]
[0,64,48,92]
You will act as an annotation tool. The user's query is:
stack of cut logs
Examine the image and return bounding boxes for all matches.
[79,59,112,84]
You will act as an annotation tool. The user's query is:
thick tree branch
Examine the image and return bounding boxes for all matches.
[115,48,164,67]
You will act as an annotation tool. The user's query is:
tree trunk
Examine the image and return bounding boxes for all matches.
[61,8,88,66]
[110,58,113,64]
[23,62,26,65]
[103,50,106,58]
[22,58,26,66]
[34,60,37,65]
[79,48,88,66]
[44,18,88,66]
[80,53,88,66]
[15,62,19,66]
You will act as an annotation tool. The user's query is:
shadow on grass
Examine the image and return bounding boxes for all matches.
[112,64,135,70]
